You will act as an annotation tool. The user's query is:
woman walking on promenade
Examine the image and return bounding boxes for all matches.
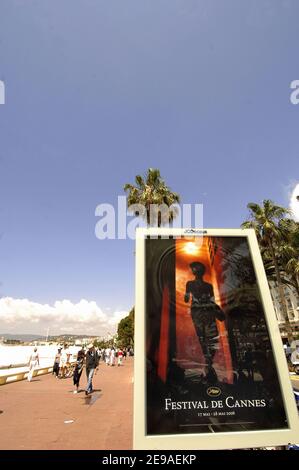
[85,344,99,396]
[59,344,71,378]
[123,348,127,361]
[27,347,40,382]
[117,349,124,366]
[73,348,85,394]
[105,346,111,366]
[110,347,116,366]
[53,348,61,378]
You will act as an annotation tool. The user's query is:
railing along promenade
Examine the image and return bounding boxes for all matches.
[0,361,76,386]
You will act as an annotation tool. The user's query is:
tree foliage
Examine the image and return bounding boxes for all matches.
[124,168,180,226]
[117,308,134,347]
[241,199,298,343]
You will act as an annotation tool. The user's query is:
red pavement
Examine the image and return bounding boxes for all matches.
[0,357,133,450]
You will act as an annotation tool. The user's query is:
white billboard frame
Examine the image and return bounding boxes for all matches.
[134,228,299,449]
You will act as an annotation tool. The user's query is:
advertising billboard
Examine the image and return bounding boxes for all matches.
[134,228,299,449]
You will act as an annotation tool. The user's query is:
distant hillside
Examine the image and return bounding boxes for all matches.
[49,335,98,339]
[0,334,44,342]
[0,333,98,342]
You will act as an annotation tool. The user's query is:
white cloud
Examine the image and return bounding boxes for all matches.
[0,297,128,336]
[290,183,299,221]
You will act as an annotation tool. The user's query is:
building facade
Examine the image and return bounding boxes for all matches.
[269,281,299,339]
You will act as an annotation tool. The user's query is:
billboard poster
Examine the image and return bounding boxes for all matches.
[134,229,299,449]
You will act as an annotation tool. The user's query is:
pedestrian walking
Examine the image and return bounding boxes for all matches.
[53,348,61,378]
[105,346,111,366]
[59,344,71,378]
[85,344,99,395]
[117,349,124,366]
[27,347,40,382]
[73,348,85,393]
[110,347,116,366]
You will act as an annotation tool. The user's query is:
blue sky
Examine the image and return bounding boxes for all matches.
[0,1,299,333]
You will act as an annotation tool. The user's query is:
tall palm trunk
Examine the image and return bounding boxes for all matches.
[146,206,151,226]
[269,239,294,343]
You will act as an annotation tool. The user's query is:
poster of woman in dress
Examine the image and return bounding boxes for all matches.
[145,235,288,435]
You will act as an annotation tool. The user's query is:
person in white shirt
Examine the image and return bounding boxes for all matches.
[117,349,124,366]
[59,344,71,378]
[105,347,111,366]
[27,347,40,382]
[110,347,116,366]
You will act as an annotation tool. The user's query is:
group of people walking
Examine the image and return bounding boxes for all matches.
[70,344,131,394]
[53,343,100,395]
[71,345,133,394]
[102,346,127,367]
[27,343,132,395]
[52,344,72,379]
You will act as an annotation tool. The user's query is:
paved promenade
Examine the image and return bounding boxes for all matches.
[0,357,133,450]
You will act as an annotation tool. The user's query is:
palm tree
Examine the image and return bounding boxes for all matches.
[241,200,294,343]
[278,218,299,298]
[124,168,180,226]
